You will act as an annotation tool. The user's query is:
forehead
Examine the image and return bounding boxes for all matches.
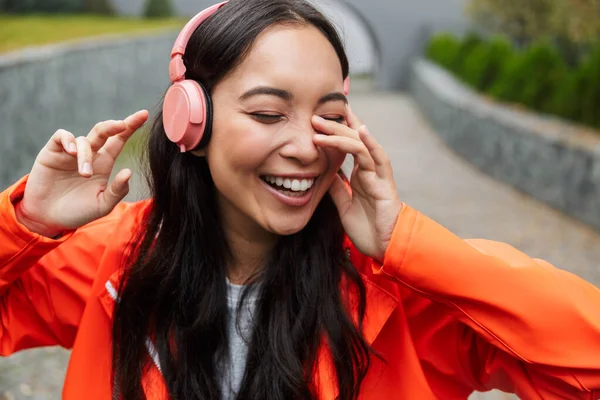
[226,24,344,91]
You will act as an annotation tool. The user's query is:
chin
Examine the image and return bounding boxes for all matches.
[264,213,312,236]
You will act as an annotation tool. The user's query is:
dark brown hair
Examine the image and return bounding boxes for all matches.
[112,1,371,399]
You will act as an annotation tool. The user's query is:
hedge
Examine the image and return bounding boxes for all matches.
[426,32,600,131]
[1,0,114,14]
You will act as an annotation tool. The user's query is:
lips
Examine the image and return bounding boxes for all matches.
[260,175,315,192]
[259,175,318,207]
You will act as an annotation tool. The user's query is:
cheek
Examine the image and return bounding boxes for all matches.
[324,147,346,174]
[210,115,271,173]
[312,148,346,196]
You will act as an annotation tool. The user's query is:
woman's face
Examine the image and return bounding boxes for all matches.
[197,24,347,238]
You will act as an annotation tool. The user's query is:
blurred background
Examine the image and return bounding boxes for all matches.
[1,0,599,399]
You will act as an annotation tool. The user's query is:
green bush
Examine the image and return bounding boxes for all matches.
[461,35,513,91]
[83,0,114,14]
[144,0,173,18]
[489,40,567,112]
[547,71,582,122]
[577,46,600,128]
[424,32,600,132]
[451,32,484,74]
[3,0,83,13]
[425,33,461,71]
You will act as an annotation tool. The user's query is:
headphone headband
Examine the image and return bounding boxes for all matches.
[164,0,350,153]
[168,1,228,83]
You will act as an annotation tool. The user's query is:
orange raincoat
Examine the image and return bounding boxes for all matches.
[1,175,600,399]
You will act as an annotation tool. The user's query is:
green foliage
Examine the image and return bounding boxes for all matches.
[577,47,600,128]
[465,0,600,49]
[460,35,513,91]
[83,0,114,15]
[451,32,484,74]
[425,32,600,131]
[425,33,461,71]
[3,0,84,13]
[489,40,567,112]
[547,70,584,121]
[144,0,173,18]
[1,0,114,14]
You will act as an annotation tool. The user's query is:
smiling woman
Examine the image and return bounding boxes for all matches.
[1,1,600,400]
[188,22,353,238]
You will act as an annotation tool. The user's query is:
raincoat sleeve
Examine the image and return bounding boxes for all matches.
[0,175,127,354]
[374,203,600,399]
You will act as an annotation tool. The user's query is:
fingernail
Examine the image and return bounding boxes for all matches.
[360,125,369,134]
[82,163,92,175]
[313,115,325,122]
[68,143,76,152]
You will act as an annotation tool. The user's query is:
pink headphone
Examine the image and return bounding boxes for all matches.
[163,0,351,153]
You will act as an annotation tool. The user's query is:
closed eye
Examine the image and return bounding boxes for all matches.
[251,113,284,124]
[250,113,345,124]
[324,116,345,124]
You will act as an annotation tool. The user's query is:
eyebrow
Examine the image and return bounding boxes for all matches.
[238,86,348,105]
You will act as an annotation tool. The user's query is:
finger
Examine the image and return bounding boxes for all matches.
[87,120,127,152]
[328,173,353,216]
[102,110,149,159]
[48,129,77,156]
[75,136,93,177]
[345,104,363,131]
[312,115,359,140]
[98,168,131,213]
[119,109,149,140]
[313,134,375,171]
[358,126,394,180]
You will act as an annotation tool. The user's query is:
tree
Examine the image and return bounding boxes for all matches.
[144,0,173,18]
[84,0,114,14]
[465,0,600,47]
[465,0,555,46]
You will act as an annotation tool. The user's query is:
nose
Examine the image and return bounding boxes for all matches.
[278,121,320,165]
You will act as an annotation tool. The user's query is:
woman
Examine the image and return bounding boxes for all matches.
[1,0,599,399]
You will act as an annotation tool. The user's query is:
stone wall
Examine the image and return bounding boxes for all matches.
[0,30,178,190]
[409,58,600,231]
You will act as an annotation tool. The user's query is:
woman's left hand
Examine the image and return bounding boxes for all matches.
[312,105,403,262]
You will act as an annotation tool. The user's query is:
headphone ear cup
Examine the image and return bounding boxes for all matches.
[192,81,213,151]
[163,80,212,152]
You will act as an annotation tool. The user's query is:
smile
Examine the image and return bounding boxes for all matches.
[261,175,315,195]
[260,175,319,206]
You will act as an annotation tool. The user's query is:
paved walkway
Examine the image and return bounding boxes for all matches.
[2,84,599,399]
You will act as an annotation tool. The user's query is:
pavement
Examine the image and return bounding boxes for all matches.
[2,81,598,399]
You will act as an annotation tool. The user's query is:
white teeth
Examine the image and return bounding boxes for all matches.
[262,175,316,192]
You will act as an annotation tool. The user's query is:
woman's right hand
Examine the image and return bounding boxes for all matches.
[15,110,149,238]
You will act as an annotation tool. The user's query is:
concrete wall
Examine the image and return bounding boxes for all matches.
[109,0,469,89]
[342,0,469,90]
[0,31,177,189]
[109,0,377,75]
[409,58,600,231]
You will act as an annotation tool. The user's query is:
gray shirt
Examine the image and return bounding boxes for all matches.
[218,279,258,400]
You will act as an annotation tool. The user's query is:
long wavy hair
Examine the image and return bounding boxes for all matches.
[111,1,373,399]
